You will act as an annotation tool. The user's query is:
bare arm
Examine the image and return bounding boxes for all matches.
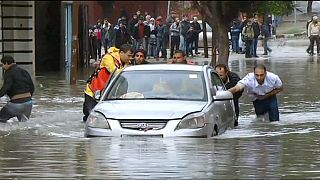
[228,85,242,94]
[258,87,283,100]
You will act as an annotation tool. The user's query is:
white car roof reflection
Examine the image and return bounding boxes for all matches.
[123,64,205,72]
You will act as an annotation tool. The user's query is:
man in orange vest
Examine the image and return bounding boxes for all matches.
[83,44,134,122]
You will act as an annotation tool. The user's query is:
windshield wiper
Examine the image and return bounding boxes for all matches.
[143,97,170,100]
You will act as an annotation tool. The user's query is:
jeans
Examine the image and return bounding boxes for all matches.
[251,38,258,56]
[231,36,239,53]
[179,35,186,54]
[252,95,279,121]
[263,37,272,54]
[0,100,32,122]
[148,37,157,57]
[156,37,167,58]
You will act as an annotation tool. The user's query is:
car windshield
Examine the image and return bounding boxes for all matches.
[104,70,207,101]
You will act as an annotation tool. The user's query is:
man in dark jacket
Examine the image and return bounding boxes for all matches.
[133,16,150,51]
[190,16,202,54]
[0,55,35,122]
[215,64,243,127]
[251,18,261,57]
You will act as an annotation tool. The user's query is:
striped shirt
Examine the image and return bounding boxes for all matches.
[237,71,282,101]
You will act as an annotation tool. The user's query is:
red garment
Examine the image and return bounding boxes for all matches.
[139,23,145,39]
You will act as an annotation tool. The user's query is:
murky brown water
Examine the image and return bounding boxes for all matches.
[1,50,320,179]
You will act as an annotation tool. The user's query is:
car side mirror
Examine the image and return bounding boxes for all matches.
[214,90,233,101]
[94,90,101,100]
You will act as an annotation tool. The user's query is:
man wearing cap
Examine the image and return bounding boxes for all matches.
[307,15,320,55]
[0,55,34,122]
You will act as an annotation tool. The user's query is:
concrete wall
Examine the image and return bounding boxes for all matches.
[0,1,35,76]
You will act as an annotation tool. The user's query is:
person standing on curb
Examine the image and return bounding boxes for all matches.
[307,16,320,56]
[228,64,283,122]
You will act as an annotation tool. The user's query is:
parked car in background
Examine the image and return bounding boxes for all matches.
[85,64,236,138]
[198,20,231,48]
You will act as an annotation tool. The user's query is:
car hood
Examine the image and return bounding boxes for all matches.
[94,100,207,119]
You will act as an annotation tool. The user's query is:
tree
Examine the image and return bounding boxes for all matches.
[193,1,294,65]
[307,1,313,14]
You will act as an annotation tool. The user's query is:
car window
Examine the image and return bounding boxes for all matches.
[105,70,207,101]
[210,71,225,92]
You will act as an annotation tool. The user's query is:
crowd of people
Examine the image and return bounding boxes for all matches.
[229,14,274,58]
[88,10,203,62]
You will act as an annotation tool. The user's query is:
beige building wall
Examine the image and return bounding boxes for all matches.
[0,1,35,77]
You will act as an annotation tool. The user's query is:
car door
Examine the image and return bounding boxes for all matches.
[208,69,235,132]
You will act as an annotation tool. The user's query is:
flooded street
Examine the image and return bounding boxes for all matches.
[1,49,320,179]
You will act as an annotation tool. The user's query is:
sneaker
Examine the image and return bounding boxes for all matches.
[253,55,259,58]
[262,53,268,55]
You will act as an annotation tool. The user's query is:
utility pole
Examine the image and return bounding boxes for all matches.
[71,2,79,84]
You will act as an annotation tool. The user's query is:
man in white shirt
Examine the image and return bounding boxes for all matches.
[228,64,283,121]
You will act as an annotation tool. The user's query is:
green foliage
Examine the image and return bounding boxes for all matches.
[258,1,294,16]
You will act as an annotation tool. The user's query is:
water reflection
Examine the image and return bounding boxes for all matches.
[0,54,319,178]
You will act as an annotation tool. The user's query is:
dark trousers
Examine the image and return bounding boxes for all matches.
[252,95,279,121]
[97,40,102,59]
[234,99,240,120]
[156,37,167,58]
[170,36,180,58]
[245,39,253,57]
[251,38,258,56]
[83,93,98,122]
[194,35,199,53]
[231,36,239,53]
[309,35,320,54]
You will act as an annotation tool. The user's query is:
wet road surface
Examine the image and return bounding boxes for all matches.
[1,50,320,179]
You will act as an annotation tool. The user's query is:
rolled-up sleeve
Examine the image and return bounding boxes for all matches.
[274,75,282,88]
[237,73,251,90]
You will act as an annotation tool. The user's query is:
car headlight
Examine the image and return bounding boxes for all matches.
[176,112,206,130]
[87,111,110,129]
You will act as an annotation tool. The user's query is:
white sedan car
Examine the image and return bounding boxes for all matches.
[198,20,231,48]
[85,64,236,138]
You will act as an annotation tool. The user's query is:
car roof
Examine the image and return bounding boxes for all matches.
[123,64,207,72]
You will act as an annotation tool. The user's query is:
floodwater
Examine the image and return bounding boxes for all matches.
[1,51,320,179]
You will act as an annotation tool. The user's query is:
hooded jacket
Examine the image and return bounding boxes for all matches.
[84,47,126,97]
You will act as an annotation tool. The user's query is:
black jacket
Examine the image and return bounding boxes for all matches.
[224,71,243,100]
[0,64,35,100]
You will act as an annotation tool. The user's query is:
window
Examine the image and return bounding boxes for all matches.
[210,71,225,92]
